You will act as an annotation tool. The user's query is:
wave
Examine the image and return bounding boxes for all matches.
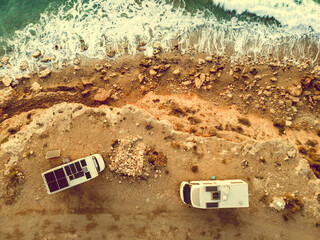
[0,0,319,79]
[212,0,320,32]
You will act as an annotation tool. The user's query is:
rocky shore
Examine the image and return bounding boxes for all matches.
[0,51,320,239]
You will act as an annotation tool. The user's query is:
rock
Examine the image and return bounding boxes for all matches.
[16,74,31,80]
[285,120,292,127]
[0,87,16,106]
[2,77,13,87]
[314,80,320,91]
[31,82,42,93]
[285,100,293,108]
[94,88,111,102]
[249,67,258,75]
[41,55,54,63]
[81,77,93,86]
[295,159,314,178]
[270,77,277,82]
[95,64,103,71]
[149,69,157,77]
[269,197,286,211]
[74,66,81,70]
[1,56,9,65]
[263,90,272,97]
[15,75,23,81]
[205,56,213,62]
[182,80,191,86]
[20,61,28,70]
[254,75,262,81]
[138,74,145,83]
[287,150,296,158]
[140,59,152,68]
[32,51,42,58]
[209,66,217,73]
[288,86,302,97]
[172,69,180,76]
[234,66,241,72]
[194,73,206,89]
[198,58,206,65]
[314,66,320,72]
[39,68,51,78]
[74,59,80,65]
[242,74,249,79]
[303,91,311,96]
[23,74,31,79]
[152,41,162,50]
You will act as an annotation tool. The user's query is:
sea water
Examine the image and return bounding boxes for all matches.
[0,0,319,79]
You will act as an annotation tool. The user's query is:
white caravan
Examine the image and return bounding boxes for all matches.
[180,180,249,209]
[42,154,105,194]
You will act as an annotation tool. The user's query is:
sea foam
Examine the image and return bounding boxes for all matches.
[0,0,319,79]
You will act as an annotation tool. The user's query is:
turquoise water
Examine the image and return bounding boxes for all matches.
[0,0,319,78]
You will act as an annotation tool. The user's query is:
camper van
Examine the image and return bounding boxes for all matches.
[180,180,249,209]
[42,154,105,194]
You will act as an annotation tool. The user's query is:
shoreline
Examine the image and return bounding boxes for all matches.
[1,52,320,121]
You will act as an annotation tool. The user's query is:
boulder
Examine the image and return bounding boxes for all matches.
[2,77,13,87]
[152,41,162,50]
[1,55,9,65]
[198,58,206,65]
[205,56,213,62]
[94,88,111,102]
[195,74,206,89]
[32,50,42,58]
[138,74,145,83]
[73,59,80,65]
[95,64,103,71]
[149,69,157,77]
[254,75,262,81]
[31,82,42,93]
[41,55,55,63]
[172,69,180,76]
[39,68,51,78]
[20,61,28,70]
[269,197,286,211]
[288,86,302,97]
[295,158,314,178]
[0,87,16,106]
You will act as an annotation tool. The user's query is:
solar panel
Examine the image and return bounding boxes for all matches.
[80,159,87,167]
[58,178,69,188]
[206,186,218,192]
[44,172,55,183]
[74,171,84,179]
[48,181,59,192]
[85,172,91,179]
[54,168,65,179]
[64,165,72,175]
[212,191,221,200]
[75,162,82,172]
[70,164,77,174]
[207,202,219,208]
[44,168,70,193]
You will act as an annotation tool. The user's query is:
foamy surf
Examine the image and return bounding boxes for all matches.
[0,0,319,80]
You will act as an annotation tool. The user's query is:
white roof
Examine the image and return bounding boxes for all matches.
[190,180,249,208]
